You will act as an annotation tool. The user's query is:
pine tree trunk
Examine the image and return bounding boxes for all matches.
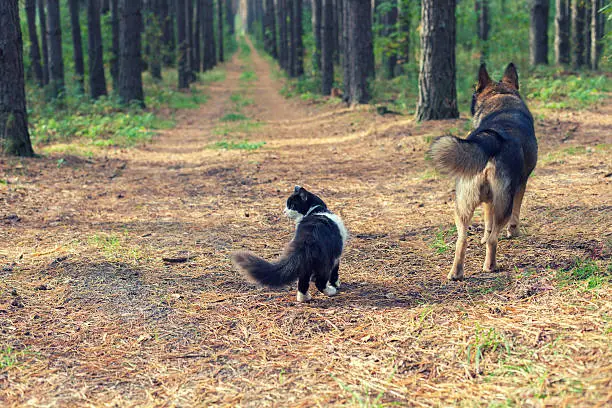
[101,0,110,13]
[160,0,174,66]
[226,0,234,35]
[110,0,120,88]
[312,0,322,72]
[321,0,334,94]
[278,0,288,70]
[0,0,35,156]
[38,0,50,85]
[381,0,398,79]
[148,0,163,79]
[202,0,216,71]
[25,0,44,87]
[416,0,458,121]
[177,0,190,87]
[47,0,65,97]
[398,0,410,69]
[186,0,194,81]
[335,0,341,65]
[344,0,374,104]
[555,0,570,65]
[591,0,605,70]
[288,0,296,76]
[342,0,349,97]
[68,0,85,92]
[218,0,224,62]
[529,0,549,66]
[265,0,277,58]
[475,0,489,62]
[88,0,108,98]
[572,0,586,69]
[584,1,592,65]
[118,0,145,105]
[194,0,202,72]
[292,0,304,76]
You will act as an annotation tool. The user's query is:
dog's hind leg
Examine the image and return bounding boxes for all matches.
[481,202,494,244]
[484,193,512,272]
[506,184,526,238]
[448,203,477,281]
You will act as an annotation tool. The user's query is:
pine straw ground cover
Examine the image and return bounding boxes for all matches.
[1,46,611,406]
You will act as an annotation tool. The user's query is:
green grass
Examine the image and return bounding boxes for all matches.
[466,326,511,374]
[0,346,29,370]
[239,70,258,83]
[556,259,610,290]
[431,226,457,254]
[201,67,227,83]
[220,113,249,122]
[230,92,255,108]
[525,73,610,110]
[210,140,266,151]
[213,120,264,136]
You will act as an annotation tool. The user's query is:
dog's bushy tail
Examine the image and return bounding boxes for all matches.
[430,135,499,176]
[232,250,302,287]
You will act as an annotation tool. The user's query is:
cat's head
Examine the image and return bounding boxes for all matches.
[283,186,327,222]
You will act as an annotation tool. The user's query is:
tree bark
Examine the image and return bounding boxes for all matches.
[321,0,334,94]
[218,0,224,62]
[398,0,410,68]
[335,0,341,65]
[278,0,288,70]
[288,0,296,76]
[88,0,108,98]
[265,0,278,58]
[177,0,190,87]
[591,0,605,70]
[585,1,592,65]
[226,0,235,35]
[312,0,322,72]
[68,0,85,92]
[475,0,489,62]
[25,0,44,87]
[202,0,216,71]
[572,0,586,69]
[47,0,65,97]
[147,0,163,79]
[186,0,194,81]
[110,0,120,88]
[555,0,571,65]
[194,0,202,72]
[101,0,110,13]
[160,0,175,66]
[0,0,35,156]
[416,0,458,121]
[344,0,374,104]
[292,0,304,76]
[529,0,549,66]
[118,0,145,105]
[37,0,50,86]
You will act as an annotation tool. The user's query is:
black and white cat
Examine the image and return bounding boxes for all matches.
[233,186,348,302]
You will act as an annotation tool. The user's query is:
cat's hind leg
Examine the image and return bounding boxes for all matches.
[297,272,312,302]
[330,259,340,289]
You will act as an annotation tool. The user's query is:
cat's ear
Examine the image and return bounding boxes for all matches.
[299,189,308,201]
[294,185,301,193]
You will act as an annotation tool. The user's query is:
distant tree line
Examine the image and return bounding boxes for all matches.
[2,0,235,156]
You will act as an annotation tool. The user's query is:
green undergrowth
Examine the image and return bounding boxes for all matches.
[556,259,610,290]
[210,140,266,151]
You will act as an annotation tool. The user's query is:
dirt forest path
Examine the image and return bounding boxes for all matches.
[1,39,611,406]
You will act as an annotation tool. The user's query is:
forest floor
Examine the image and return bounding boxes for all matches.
[1,39,611,407]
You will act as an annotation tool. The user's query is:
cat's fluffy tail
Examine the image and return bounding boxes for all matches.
[232,250,301,287]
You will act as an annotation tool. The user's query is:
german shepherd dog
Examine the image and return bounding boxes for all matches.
[430,63,538,280]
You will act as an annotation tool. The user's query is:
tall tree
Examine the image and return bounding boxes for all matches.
[0,0,35,156]
[591,0,606,70]
[186,0,194,81]
[118,0,144,105]
[177,0,190,88]
[47,0,65,97]
[343,0,374,104]
[38,0,50,86]
[202,0,217,71]
[555,0,571,65]
[88,0,108,98]
[585,1,592,64]
[380,0,398,79]
[226,0,235,35]
[68,0,85,91]
[288,0,296,75]
[101,0,110,13]
[292,0,304,76]
[335,0,342,65]
[572,0,586,69]
[160,0,175,66]
[475,0,489,62]
[416,0,458,121]
[25,0,44,87]
[110,0,120,88]
[194,0,202,72]
[218,0,224,62]
[321,0,334,94]
[265,0,278,58]
[277,0,289,70]
[397,0,410,69]
[529,0,549,66]
[312,0,322,72]
[146,0,163,79]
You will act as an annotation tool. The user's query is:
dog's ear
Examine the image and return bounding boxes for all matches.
[476,64,491,93]
[502,63,519,90]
